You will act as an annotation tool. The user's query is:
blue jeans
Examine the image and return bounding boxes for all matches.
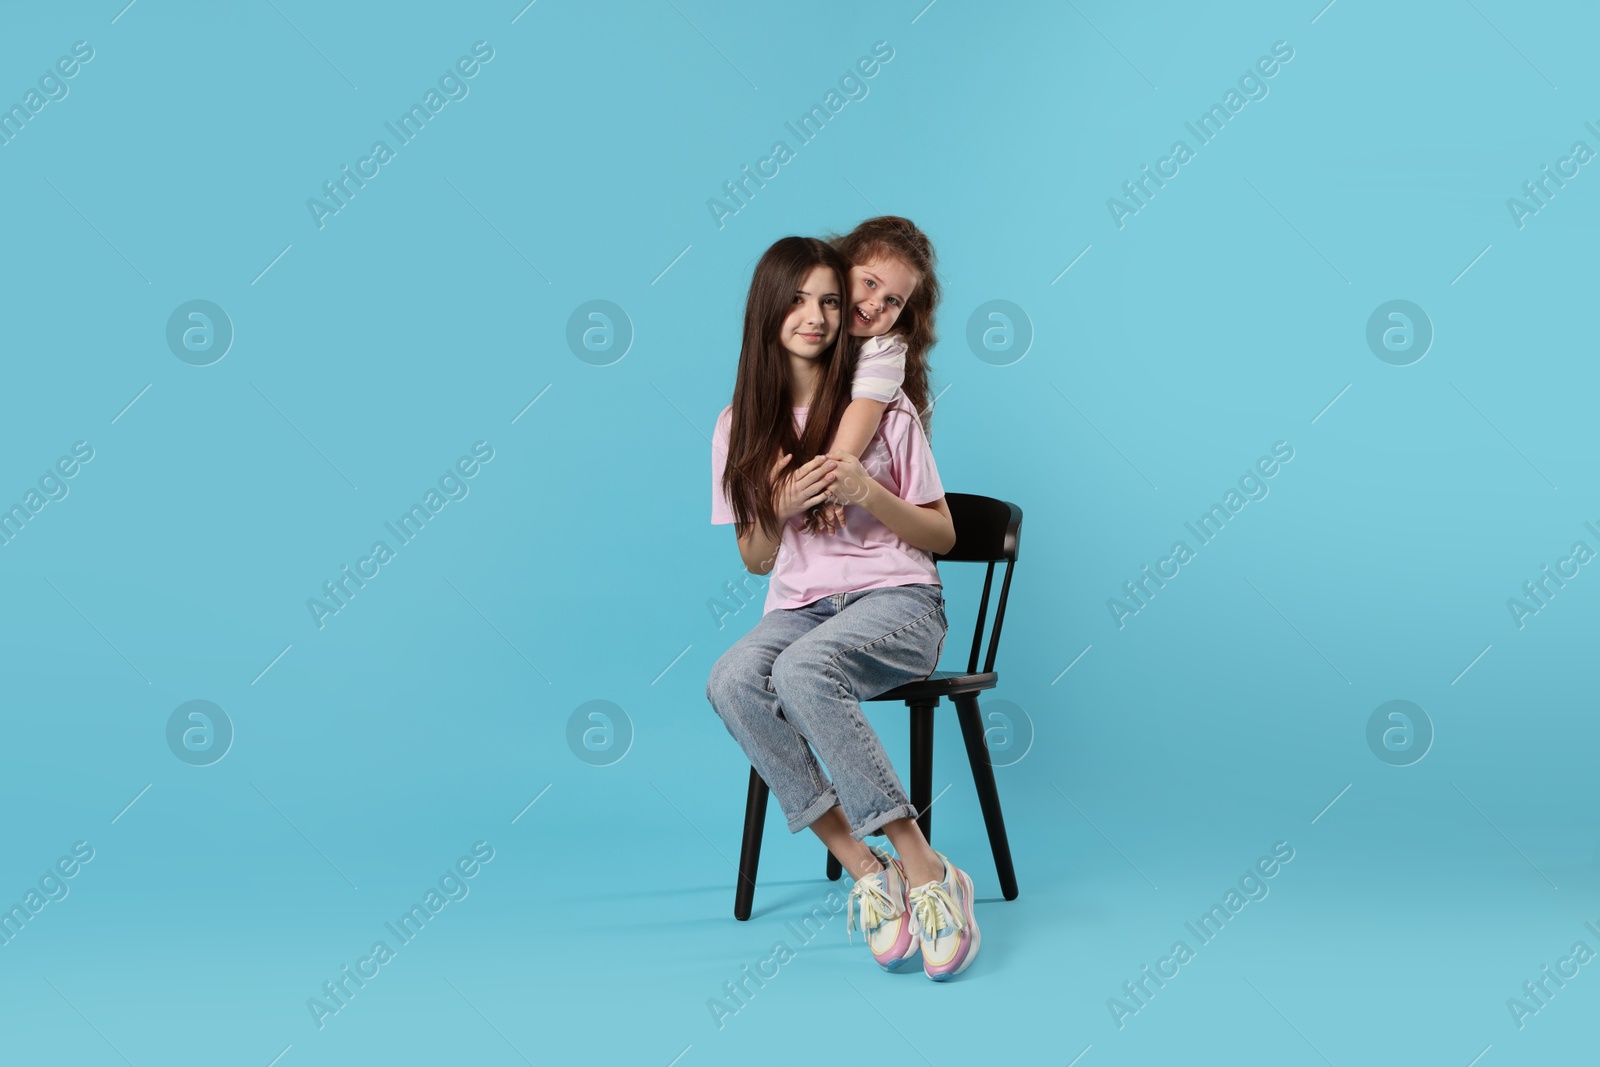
[706,582,948,840]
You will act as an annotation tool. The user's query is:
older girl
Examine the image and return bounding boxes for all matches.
[706,235,980,980]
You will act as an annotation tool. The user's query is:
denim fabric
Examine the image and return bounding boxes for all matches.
[706,582,948,840]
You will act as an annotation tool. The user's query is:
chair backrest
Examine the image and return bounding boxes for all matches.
[931,493,1022,677]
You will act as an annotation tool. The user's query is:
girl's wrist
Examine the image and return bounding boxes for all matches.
[854,477,884,516]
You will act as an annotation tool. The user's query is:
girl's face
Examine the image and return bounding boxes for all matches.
[846,254,919,338]
[780,264,841,360]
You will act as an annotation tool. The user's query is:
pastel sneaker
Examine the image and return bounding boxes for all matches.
[846,846,921,972]
[907,852,980,980]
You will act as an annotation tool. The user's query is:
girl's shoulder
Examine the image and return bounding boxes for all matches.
[858,332,907,358]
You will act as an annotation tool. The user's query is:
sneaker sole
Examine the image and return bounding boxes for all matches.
[881,949,922,973]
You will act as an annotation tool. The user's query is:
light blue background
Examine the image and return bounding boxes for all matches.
[1,1,1595,1064]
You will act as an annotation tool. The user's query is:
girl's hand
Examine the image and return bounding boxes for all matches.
[798,497,846,537]
[822,450,877,510]
[773,451,838,523]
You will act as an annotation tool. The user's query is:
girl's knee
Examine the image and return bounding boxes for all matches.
[770,645,833,701]
[707,650,763,709]
[706,658,737,707]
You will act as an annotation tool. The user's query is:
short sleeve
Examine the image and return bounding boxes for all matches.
[883,397,944,506]
[852,334,907,403]
[711,407,735,524]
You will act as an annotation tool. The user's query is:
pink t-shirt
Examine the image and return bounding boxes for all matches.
[711,390,945,614]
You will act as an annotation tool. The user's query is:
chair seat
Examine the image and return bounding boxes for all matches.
[869,670,998,702]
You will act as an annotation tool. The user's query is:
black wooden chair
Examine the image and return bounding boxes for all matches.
[733,493,1023,920]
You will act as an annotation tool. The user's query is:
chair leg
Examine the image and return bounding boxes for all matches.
[735,767,769,921]
[954,693,1019,900]
[910,701,936,844]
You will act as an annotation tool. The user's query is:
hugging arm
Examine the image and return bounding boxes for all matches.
[806,397,890,534]
[824,397,889,461]
[735,453,839,574]
[826,450,955,555]
[871,492,955,556]
[735,521,782,576]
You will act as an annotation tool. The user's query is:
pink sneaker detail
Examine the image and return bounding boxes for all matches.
[846,846,921,972]
[907,853,980,980]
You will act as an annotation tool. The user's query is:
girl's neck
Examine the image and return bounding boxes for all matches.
[789,352,820,408]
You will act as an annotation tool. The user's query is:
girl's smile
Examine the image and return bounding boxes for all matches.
[847,255,920,338]
[782,264,842,358]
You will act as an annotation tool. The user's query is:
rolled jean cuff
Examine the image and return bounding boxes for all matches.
[849,802,919,841]
[786,788,841,834]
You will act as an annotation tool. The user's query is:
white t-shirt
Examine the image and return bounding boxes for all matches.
[852,333,907,403]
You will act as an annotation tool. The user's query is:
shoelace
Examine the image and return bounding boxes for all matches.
[910,881,965,947]
[846,872,898,945]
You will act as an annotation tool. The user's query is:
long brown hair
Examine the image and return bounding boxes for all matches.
[722,236,857,541]
[830,215,941,438]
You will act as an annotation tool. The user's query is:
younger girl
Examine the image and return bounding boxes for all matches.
[707,235,981,981]
[803,216,942,538]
